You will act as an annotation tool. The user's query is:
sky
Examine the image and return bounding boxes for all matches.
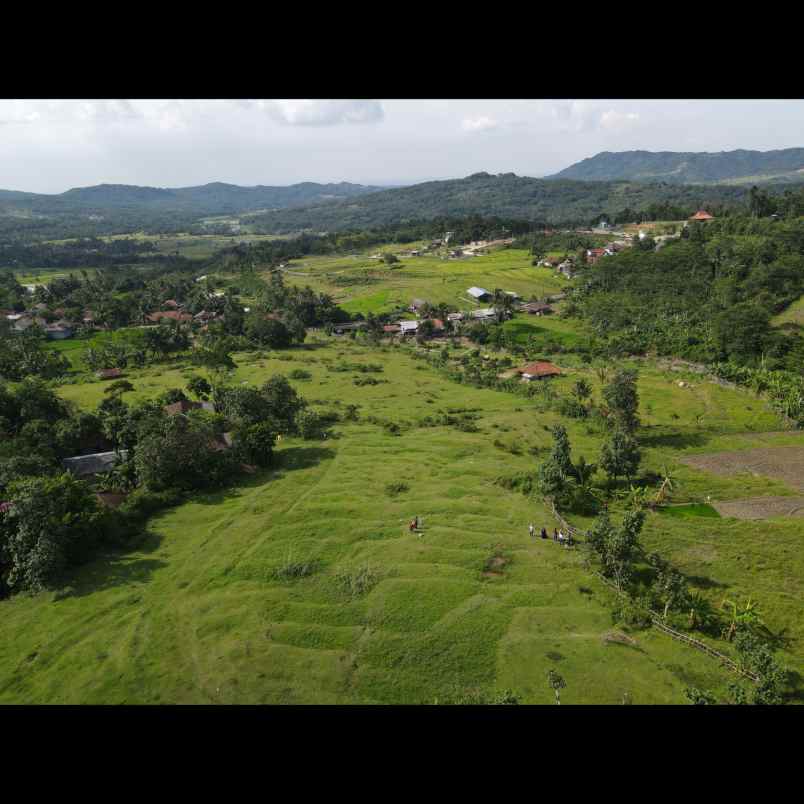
[1,99,803,194]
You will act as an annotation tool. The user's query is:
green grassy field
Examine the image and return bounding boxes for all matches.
[268,247,565,315]
[2,334,803,703]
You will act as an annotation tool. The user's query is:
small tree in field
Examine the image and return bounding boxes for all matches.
[547,669,566,705]
[603,369,640,433]
[600,428,641,487]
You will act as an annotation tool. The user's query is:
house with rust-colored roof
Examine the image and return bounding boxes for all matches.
[518,361,562,381]
[146,310,193,324]
[96,368,123,380]
[690,210,714,221]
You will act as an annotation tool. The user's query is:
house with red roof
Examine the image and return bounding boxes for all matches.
[518,361,562,381]
[690,210,714,222]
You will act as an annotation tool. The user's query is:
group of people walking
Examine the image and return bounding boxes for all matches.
[529,523,571,545]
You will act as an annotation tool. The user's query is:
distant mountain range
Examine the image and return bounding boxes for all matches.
[0,181,381,217]
[550,148,804,185]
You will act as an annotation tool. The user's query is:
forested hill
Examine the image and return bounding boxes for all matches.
[551,148,804,185]
[0,180,380,216]
[246,172,753,232]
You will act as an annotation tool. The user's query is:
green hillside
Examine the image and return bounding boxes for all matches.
[551,148,804,185]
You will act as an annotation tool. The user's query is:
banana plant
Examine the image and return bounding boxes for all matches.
[720,596,764,641]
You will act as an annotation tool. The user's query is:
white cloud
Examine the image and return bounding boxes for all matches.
[461,116,498,132]
[260,100,384,126]
[600,109,640,131]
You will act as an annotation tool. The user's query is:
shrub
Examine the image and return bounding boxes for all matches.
[385,482,409,497]
[288,368,312,380]
[272,553,320,581]
[334,563,382,598]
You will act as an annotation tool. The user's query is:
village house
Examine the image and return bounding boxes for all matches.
[586,248,607,265]
[382,324,401,335]
[471,308,497,321]
[146,310,193,324]
[399,320,419,335]
[162,299,181,310]
[447,312,464,323]
[467,286,492,303]
[521,302,554,316]
[558,260,576,278]
[517,361,562,381]
[690,209,714,222]
[44,319,74,340]
[332,322,367,335]
[96,368,123,380]
[62,450,129,478]
[163,400,216,416]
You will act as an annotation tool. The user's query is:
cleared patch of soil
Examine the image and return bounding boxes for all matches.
[680,444,804,519]
[712,495,804,520]
[681,445,804,492]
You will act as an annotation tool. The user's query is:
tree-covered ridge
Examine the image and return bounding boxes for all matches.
[243,173,774,233]
[0,180,380,215]
[552,148,804,185]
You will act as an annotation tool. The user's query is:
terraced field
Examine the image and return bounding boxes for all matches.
[5,338,788,704]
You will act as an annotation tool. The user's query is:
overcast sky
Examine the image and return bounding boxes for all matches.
[2,99,803,193]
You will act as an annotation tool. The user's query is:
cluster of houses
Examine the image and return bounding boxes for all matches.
[1,295,242,341]
[1,303,91,340]
[335,285,559,341]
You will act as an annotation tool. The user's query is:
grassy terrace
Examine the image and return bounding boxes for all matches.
[2,334,803,703]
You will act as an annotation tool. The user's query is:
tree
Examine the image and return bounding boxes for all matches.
[0,473,104,592]
[603,370,640,433]
[572,379,592,403]
[382,252,399,265]
[235,421,278,467]
[245,315,292,348]
[733,629,787,705]
[648,553,688,620]
[547,669,566,705]
[685,687,716,705]
[599,428,641,486]
[260,375,307,435]
[186,375,212,401]
[103,380,135,399]
[134,414,236,491]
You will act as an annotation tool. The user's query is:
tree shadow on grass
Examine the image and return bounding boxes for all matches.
[638,429,711,450]
[191,446,336,506]
[55,553,169,600]
[687,575,729,590]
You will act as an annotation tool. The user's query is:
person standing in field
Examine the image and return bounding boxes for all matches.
[540,527,548,539]
[529,523,535,539]
[553,528,558,541]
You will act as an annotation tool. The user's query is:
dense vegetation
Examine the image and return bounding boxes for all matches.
[573,216,804,370]
[552,148,804,185]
